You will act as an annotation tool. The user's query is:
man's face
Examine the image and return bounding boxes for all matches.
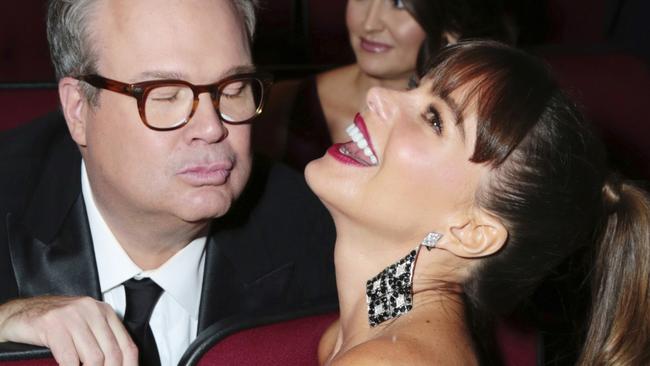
[78,0,253,226]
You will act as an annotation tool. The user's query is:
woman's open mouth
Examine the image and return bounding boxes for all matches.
[327,113,379,167]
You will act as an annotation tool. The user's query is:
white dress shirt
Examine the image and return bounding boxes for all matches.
[81,161,206,366]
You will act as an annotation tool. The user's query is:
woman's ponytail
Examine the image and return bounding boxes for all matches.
[579,179,650,365]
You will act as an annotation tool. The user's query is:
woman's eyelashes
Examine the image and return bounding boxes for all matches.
[390,0,406,10]
[422,104,443,135]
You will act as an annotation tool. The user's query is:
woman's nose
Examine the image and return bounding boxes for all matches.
[366,86,396,122]
[363,0,384,32]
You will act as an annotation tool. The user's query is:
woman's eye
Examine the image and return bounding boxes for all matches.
[390,0,406,9]
[422,104,442,134]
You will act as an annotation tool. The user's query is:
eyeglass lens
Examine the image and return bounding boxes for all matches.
[144,78,263,128]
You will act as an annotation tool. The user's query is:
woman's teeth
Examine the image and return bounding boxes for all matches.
[345,123,378,165]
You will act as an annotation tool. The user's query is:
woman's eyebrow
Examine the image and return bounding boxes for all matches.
[439,94,466,141]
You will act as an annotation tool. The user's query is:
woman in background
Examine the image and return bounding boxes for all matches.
[306,41,650,365]
[258,0,513,170]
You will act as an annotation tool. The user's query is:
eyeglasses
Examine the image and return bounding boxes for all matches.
[78,72,273,131]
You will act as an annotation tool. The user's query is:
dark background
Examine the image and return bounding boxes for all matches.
[1,0,649,82]
[1,0,649,178]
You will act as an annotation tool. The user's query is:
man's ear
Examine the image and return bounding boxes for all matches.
[58,76,88,147]
[438,208,508,258]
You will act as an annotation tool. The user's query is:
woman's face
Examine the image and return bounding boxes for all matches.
[306,78,489,241]
[346,0,426,81]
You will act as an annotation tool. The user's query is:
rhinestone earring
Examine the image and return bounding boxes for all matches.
[365,231,443,327]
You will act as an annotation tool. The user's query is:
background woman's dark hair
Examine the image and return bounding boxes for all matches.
[401,0,515,76]
[422,41,650,365]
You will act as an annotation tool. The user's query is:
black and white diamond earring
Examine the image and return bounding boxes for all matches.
[365,231,443,327]
[421,232,442,251]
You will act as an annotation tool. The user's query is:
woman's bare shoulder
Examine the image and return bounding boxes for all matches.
[318,317,340,365]
[317,64,357,88]
[317,65,360,105]
[329,330,478,366]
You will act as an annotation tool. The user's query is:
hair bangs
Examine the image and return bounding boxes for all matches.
[423,41,557,166]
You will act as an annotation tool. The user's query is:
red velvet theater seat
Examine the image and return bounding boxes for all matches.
[179,306,339,366]
[0,309,538,365]
[0,358,56,366]
[0,359,56,366]
[0,1,55,82]
[545,0,608,44]
[179,307,539,366]
[540,48,650,179]
[0,88,59,132]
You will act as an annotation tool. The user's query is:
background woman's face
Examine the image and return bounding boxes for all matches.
[306,78,489,241]
[346,0,426,81]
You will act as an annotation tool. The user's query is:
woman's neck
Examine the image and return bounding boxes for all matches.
[352,65,412,98]
[331,228,468,357]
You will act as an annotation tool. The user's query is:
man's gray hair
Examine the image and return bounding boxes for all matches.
[47,0,258,84]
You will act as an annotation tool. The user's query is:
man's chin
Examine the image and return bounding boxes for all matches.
[176,190,235,222]
[179,208,230,225]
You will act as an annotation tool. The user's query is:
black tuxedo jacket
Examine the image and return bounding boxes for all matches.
[0,112,337,344]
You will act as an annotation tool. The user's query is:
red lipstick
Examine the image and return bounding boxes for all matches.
[327,113,378,167]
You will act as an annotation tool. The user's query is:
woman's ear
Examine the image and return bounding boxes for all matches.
[58,76,88,147]
[442,31,460,46]
[438,208,508,258]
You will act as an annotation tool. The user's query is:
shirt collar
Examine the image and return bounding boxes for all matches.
[81,161,206,319]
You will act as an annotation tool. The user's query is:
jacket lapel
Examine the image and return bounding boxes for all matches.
[7,197,101,299]
[197,228,295,331]
[6,130,101,299]
[197,158,295,331]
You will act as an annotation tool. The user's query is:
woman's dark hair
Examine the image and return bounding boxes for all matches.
[422,41,650,365]
[401,0,514,75]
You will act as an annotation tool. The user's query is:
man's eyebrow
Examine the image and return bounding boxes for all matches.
[134,70,185,81]
[225,64,257,76]
[133,64,257,83]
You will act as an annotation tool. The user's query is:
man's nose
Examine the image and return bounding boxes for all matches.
[366,86,397,122]
[183,93,229,143]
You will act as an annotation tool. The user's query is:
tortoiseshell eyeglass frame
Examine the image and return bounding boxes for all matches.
[77,72,273,131]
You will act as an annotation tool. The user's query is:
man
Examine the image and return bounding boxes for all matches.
[0,0,336,365]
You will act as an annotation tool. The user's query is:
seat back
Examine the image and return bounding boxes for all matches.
[497,318,541,366]
[545,0,609,44]
[0,360,56,366]
[0,1,54,82]
[0,343,54,365]
[0,358,56,366]
[541,49,650,179]
[182,309,539,366]
[0,311,539,365]
[0,87,59,132]
[196,312,336,366]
